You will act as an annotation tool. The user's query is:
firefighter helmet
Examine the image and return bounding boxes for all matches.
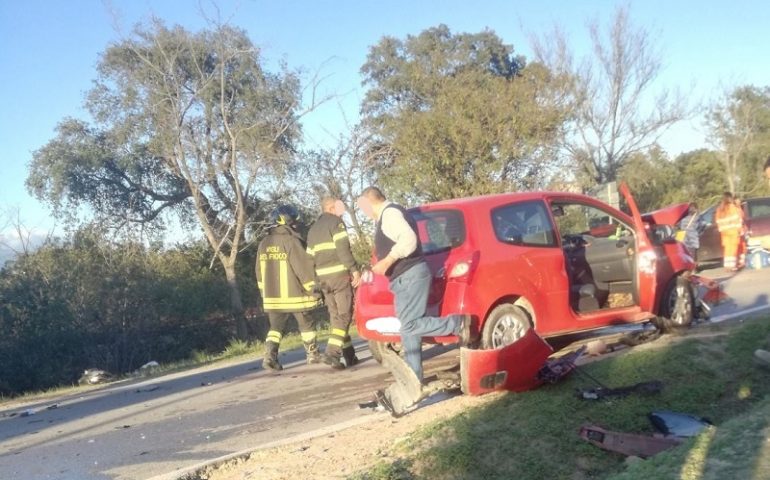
[270,204,300,227]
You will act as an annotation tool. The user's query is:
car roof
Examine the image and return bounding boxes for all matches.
[414,191,595,210]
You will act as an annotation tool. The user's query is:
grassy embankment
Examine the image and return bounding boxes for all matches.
[354,317,770,480]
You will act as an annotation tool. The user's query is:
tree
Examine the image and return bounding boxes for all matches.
[532,6,687,187]
[27,20,323,338]
[360,25,572,203]
[295,124,379,252]
[706,85,770,196]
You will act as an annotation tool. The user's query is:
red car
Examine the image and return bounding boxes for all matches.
[355,184,696,351]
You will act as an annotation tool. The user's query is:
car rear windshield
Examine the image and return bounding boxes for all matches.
[411,209,466,254]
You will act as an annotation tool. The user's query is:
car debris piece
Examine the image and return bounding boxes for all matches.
[536,346,585,384]
[579,424,683,458]
[578,381,663,400]
[648,411,711,437]
[690,275,727,306]
[78,369,113,385]
[755,349,770,367]
[373,342,426,417]
[460,329,553,396]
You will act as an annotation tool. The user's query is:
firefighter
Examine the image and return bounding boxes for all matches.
[715,192,743,271]
[307,197,361,369]
[256,205,322,371]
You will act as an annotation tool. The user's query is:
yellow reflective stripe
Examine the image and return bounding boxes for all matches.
[257,281,264,290]
[301,331,317,342]
[332,231,349,242]
[266,330,282,343]
[263,296,319,305]
[331,328,347,337]
[316,264,347,276]
[260,260,266,289]
[303,280,315,291]
[279,260,288,298]
[263,301,319,310]
[311,242,336,253]
[328,337,345,347]
[306,246,315,257]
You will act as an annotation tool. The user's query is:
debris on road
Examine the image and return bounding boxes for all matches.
[135,385,160,393]
[579,424,683,458]
[581,409,711,458]
[78,368,113,385]
[578,380,663,400]
[648,410,711,437]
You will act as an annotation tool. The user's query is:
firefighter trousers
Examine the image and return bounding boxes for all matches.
[320,275,356,362]
[265,311,319,360]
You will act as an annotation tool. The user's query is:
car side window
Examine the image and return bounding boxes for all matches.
[552,203,632,240]
[748,198,770,219]
[699,206,715,226]
[491,201,557,247]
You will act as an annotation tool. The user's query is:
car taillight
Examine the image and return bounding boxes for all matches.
[448,251,480,283]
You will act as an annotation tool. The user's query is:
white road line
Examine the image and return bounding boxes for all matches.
[709,304,770,324]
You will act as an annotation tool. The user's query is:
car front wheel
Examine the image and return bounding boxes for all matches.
[481,304,532,349]
[658,276,694,332]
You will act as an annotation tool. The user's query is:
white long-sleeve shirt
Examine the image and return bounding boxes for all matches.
[378,202,419,260]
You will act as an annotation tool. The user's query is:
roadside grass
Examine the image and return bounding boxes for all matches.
[353,317,770,480]
[1,320,357,406]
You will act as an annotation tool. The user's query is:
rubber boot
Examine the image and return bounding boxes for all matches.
[263,342,282,371]
[304,340,321,365]
[342,344,359,367]
[323,352,346,370]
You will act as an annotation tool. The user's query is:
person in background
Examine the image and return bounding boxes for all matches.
[734,196,747,269]
[714,192,743,272]
[306,197,361,370]
[678,203,703,262]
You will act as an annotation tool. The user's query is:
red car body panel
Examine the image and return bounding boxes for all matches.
[459,330,553,395]
[641,203,690,227]
[355,185,695,345]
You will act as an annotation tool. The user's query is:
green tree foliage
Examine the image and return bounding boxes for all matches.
[707,85,770,196]
[0,228,236,395]
[27,19,312,339]
[360,25,572,203]
[619,148,725,212]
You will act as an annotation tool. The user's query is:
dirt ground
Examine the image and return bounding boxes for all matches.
[193,391,497,480]
[187,322,735,480]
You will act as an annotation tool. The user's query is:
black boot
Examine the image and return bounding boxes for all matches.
[323,353,346,370]
[263,342,282,371]
[343,345,359,367]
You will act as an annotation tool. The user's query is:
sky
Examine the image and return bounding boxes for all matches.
[1,0,769,250]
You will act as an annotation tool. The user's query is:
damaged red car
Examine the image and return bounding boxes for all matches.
[355,184,696,355]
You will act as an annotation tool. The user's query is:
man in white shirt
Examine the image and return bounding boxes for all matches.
[357,186,474,384]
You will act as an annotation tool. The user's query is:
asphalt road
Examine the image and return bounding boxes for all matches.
[1,266,769,480]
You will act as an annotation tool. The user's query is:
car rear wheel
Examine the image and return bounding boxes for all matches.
[657,276,694,332]
[481,304,532,349]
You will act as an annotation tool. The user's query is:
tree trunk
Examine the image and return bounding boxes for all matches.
[223,262,249,340]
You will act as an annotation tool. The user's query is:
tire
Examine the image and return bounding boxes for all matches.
[657,276,694,332]
[481,304,532,349]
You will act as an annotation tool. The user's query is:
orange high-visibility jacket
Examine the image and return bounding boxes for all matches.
[715,204,742,235]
